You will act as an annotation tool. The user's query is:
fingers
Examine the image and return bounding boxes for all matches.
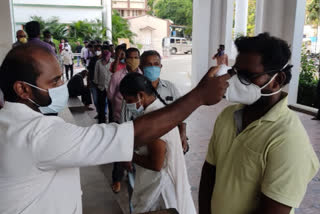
[217,73,231,81]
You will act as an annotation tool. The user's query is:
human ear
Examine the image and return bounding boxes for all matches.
[275,72,286,88]
[13,81,32,100]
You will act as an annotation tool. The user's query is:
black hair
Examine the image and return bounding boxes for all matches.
[87,44,93,49]
[102,45,109,50]
[0,44,53,102]
[219,44,225,50]
[94,44,102,50]
[43,30,51,37]
[116,44,126,52]
[235,32,293,85]
[126,48,140,58]
[120,72,168,106]
[140,50,161,65]
[25,21,40,38]
[103,41,110,46]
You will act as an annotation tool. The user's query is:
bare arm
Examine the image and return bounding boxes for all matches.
[199,161,216,214]
[253,194,292,214]
[132,139,166,171]
[178,122,188,152]
[133,67,229,148]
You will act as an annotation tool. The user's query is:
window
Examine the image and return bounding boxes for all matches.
[182,39,187,44]
[176,39,181,44]
[120,10,124,17]
[170,39,175,44]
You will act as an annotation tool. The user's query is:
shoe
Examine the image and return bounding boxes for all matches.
[112,182,121,193]
[311,117,320,120]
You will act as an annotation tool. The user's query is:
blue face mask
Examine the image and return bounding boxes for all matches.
[143,66,161,82]
[24,82,69,114]
[120,59,125,63]
[126,98,144,118]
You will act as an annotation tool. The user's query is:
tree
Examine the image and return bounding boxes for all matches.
[111,10,136,45]
[69,19,106,41]
[30,16,68,40]
[247,0,256,36]
[306,0,320,27]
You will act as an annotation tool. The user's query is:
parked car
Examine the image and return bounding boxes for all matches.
[162,37,192,55]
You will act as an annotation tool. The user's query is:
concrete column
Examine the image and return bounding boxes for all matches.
[234,0,249,37]
[102,0,112,43]
[192,0,234,85]
[255,0,264,35]
[0,0,15,63]
[256,0,306,105]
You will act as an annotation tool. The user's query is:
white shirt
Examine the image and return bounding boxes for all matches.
[94,59,114,91]
[0,102,134,214]
[61,50,74,65]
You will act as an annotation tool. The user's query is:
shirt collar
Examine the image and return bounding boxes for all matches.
[157,79,167,89]
[2,101,42,116]
[260,95,289,122]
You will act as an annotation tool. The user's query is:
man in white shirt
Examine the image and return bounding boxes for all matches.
[0,44,230,214]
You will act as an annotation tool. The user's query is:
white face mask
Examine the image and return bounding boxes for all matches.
[96,51,102,56]
[126,97,144,118]
[24,82,69,114]
[225,73,281,105]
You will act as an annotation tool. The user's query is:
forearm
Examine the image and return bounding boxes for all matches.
[133,88,202,148]
[199,162,216,214]
[178,122,187,138]
[133,153,158,171]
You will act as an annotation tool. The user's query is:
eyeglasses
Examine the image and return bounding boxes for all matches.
[228,67,280,85]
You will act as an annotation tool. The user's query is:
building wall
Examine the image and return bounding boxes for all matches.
[128,15,169,55]
[12,0,103,30]
[112,0,147,18]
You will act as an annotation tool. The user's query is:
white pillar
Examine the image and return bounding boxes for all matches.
[255,0,264,35]
[103,0,112,43]
[256,0,306,106]
[0,0,15,63]
[192,0,234,85]
[234,0,249,37]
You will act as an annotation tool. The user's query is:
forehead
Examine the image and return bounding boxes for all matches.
[17,31,25,36]
[127,51,139,57]
[235,52,263,73]
[144,55,160,63]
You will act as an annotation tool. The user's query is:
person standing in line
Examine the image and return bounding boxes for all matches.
[94,45,113,123]
[75,41,83,67]
[43,30,57,54]
[81,41,88,67]
[212,44,228,66]
[120,73,197,214]
[107,48,142,193]
[59,39,65,54]
[12,30,27,48]
[67,70,93,111]
[61,46,74,80]
[25,21,56,56]
[110,44,127,73]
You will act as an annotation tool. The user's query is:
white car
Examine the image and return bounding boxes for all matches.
[162,37,192,55]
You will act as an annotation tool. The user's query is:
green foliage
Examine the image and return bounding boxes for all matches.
[111,10,136,45]
[297,46,319,107]
[29,12,136,48]
[247,0,256,36]
[153,0,193,35]
[30,16,68,40]
[306,0,320,27]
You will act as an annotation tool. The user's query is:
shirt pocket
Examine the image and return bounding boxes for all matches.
[236,145,263,183]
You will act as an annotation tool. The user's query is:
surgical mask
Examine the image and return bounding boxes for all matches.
[143,66,161,81]
[120,59,126,63]
[126,58,140,71]
[126,98,144,117]
[96,51,102,56]
[24,82,69,114]
[225,73,281,105]
[19,37,27,44]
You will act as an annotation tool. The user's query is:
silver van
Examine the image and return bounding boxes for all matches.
[162,37,192,55]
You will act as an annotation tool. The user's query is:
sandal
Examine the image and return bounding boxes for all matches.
[112,182,121,193]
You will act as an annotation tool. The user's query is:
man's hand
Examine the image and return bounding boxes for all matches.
[194,66,230,106]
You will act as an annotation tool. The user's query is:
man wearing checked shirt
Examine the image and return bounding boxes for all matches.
[199,33,319,214]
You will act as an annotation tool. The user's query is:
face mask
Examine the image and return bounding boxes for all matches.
[120,59,126,63]
[127,97,144,117]
[96,51,102,56]
[126,58,140,71]
[19,37,27,44]
[225,73,281,105]
[24,82,69,114]
[143,66,161,82]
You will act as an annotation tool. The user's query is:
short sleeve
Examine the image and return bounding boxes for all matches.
[261,137,319,208]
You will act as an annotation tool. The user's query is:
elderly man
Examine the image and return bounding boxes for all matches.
[0,44,229,214]
[12,30,27,48]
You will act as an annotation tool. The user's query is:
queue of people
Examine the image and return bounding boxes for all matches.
[0,21,319,214]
